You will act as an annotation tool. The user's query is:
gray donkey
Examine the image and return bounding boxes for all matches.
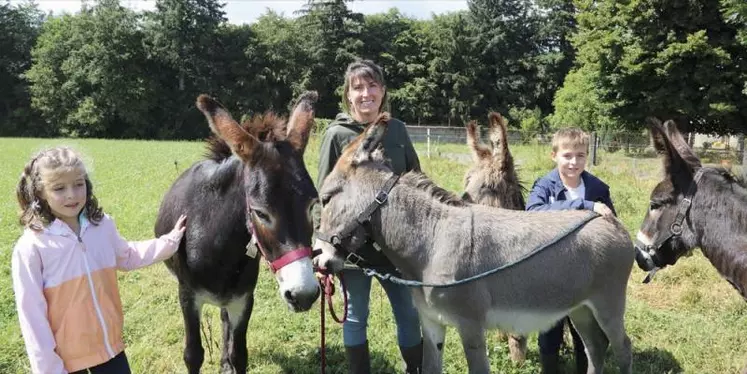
[313,113,634,374]
[463,113,528,364]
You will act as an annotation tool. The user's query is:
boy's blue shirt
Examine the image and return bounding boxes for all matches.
[525,168,616,216]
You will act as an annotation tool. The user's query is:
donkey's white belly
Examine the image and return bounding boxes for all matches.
[419,301,572,335]
[485,308,570,334]
[195,291,249,326]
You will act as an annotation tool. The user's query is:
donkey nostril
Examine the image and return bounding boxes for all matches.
[284,290,296,304]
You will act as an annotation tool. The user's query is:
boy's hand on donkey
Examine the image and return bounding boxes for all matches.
[593,202,614,217]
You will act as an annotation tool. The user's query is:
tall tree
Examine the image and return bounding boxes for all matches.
[297,0,364,117]
[565,0,747,134]
[0,1,45,136]
[26,0,151,137]
[533,0,577,116]
[143,0,227,138]
[468,0,540,114]
[252,10,310,113]
[423,12,482,126]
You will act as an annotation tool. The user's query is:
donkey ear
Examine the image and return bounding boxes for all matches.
[647,117,699,185]
[647,117,668,155]
[197,94,257,161]
[466,120,490,162]
[286,91,318,155]
[487,112,510,167]
[662,120,701,169]
[353,112,390,165]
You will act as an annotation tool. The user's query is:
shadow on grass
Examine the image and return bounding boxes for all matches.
[631,347,683,374]
[529,345,682,374]
[258,344,399,374]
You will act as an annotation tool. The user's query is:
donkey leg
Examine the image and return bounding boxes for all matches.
[220,307,232,373]
[507,334,527,363]
[593,307,632,374]
[568,306,608,374]
[457,324,490,374]
[420,315,446,374]
[220,294,254,374]
[178,286,204,374]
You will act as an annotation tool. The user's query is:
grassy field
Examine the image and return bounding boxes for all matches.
[1,136,746,373]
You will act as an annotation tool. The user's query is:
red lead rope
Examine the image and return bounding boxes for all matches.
[318,271,347,374]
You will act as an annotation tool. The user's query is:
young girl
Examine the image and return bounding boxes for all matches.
[11,146,187,374]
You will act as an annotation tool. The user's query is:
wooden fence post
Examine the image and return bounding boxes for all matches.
[427,128,431,159]
[590,132,598,166]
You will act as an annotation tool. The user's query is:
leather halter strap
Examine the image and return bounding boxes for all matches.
[315,174,399,265]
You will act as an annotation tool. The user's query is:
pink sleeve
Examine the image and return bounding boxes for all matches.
[11,238,68,374]
[108,218,183,271]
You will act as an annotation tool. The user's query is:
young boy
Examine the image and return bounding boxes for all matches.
[526,128,616,374]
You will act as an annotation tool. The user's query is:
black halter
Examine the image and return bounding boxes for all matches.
[315,174,400,266]
[635,168,704,275]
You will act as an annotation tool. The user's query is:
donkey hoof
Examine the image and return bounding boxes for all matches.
[220,362,235,374]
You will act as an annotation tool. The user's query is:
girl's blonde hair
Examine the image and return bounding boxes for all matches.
[341,59,389,115]
[16,147,103,231]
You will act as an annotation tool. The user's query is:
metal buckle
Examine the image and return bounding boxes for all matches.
[375,191,388,205]
[346,252,364,266]
[670,223,683,235]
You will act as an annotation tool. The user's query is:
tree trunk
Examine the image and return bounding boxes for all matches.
[738,134,746,165]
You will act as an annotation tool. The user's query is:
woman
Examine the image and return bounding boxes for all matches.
[315,59,423,373]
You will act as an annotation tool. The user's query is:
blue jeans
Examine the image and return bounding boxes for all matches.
[341,268,422,348]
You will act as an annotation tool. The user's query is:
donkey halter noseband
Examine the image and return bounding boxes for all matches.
[315,174,400,266]
[638,168,705,256]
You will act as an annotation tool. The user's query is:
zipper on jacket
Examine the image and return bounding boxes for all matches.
[78,235,116,358]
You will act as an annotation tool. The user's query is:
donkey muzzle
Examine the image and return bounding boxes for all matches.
[634,242,657,271]
[634,241,660,283]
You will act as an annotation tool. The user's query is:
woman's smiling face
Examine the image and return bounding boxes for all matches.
[347,75,384,123]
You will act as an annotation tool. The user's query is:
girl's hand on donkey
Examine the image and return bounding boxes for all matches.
[170,214,188,241]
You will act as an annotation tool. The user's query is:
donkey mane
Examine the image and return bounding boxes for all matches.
[204,113,288,162]
[722,166,747,188]
[400,171,467,207]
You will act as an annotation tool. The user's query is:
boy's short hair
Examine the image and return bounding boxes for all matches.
[551,128,590,153]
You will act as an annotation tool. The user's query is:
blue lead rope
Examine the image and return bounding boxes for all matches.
[362,211,600,288]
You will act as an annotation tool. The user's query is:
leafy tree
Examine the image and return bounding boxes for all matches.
[143,0,227,138]
[468,0,540,114]
[568,0,747,134]
[26,0,151,137]
[533,0,577,116]
[252,11,310,113]
[296,0,364,117]
[422,12,482,125]
[0,1,45,136]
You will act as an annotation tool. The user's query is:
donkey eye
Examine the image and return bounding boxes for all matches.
[320,194,331,206]
[649,202,660,210]
[253,209,271,223]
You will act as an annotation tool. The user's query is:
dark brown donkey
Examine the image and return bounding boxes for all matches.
[634,119,747,373]
[463,112,528,363]
[155,92,320,374]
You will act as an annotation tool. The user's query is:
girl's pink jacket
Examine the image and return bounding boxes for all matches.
[11,215,183,373]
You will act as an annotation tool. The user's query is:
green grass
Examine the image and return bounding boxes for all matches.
[1,137,746,373]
